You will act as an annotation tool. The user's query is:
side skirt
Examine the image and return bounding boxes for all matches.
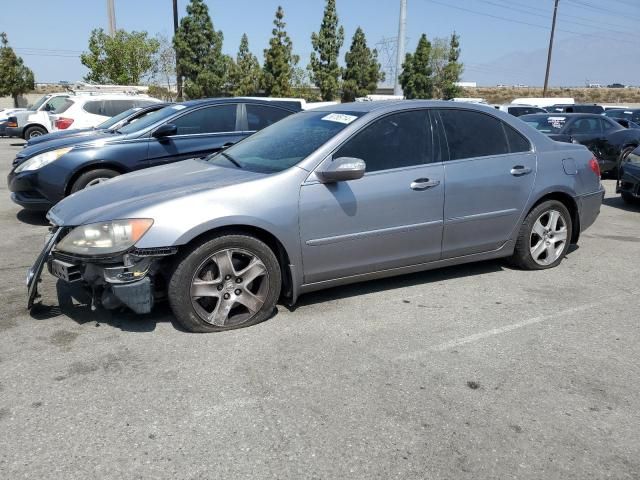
[295,240,515,299]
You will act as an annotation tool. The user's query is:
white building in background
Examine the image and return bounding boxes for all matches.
[455,81,477,88]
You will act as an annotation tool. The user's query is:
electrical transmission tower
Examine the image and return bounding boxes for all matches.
[376,37,399,88]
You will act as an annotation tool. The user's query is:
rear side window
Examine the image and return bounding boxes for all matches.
[103,100,137,117]
[83,100,105,116]
[172,104,237,135]
[567,118,601,134]
[335,110,431,172]
[53,99,74,114]
[439,109,510,160]
[246,104,291,130]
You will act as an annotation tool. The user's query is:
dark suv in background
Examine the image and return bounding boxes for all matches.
[8,98,301,210]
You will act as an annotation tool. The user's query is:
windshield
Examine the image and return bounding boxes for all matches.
[209,111,363,173]
[522,115,566,134]
[96,107,141,129]
[117,104,183,134]
[29,95,50,111]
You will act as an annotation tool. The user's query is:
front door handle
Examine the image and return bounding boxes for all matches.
[410,178,440,190]
[510,165,532,176]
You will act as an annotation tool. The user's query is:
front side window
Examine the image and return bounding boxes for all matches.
[439,109,510,160]
[334,110,431,172]
[172,104,237,135]
[246,104,292,131]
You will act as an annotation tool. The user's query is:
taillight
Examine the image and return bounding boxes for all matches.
[589,157,600,177]
[7,121,17,128]
[55,117,74,130]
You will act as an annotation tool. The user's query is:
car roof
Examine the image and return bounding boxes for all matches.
[310,99,505,113]
[180,97,302,110]
[522,113,604,118]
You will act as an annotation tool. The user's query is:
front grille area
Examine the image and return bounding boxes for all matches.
[131,247,178,257]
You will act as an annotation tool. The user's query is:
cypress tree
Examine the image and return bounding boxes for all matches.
[229,34,262,96]
[309,0,344,101]
[173,0,229,98]
[341,27,384,102]
[441,32,463,100]
[263,6,299,97]
[399,34,434,99]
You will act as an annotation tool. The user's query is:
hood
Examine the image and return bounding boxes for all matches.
[48,158,268,226]
[16,130,120,160]
[26,128,97,146]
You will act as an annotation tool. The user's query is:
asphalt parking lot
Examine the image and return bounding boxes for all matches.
[0,137,639,479]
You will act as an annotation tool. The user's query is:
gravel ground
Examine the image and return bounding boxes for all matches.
[0,137,639,479]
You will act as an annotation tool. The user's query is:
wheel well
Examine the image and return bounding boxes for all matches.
[65,163,127,195]
[530,192,580,243]
[180,225,294,300]
[23,124,48,138]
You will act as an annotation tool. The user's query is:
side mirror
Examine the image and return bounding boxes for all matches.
[152,123,177,138]
[316,157,366,183]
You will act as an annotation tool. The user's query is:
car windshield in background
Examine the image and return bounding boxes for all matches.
[117,105,183,134]
[96,107,142,129]
[522,115,567,134]
[210,111,364,173]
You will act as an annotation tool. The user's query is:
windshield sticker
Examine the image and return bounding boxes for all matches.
[171,105,187,110]
[547,116,566,128]
[322,113,358,124]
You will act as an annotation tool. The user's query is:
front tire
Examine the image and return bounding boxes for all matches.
[510,200,573,270]
[70,168,120,194]
[24,126,47,140]
[168,234,282,332]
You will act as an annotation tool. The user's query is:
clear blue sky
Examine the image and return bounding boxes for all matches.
[2,0,639,86]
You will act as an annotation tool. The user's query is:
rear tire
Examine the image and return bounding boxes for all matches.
[168,234,281,333]
[621,191,639,205]
[509,200,573,270]
[70,169,120,194]
[24,126,47,140]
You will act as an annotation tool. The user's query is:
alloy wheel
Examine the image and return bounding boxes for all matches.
[190,248,269,327]
[529,209,568,266]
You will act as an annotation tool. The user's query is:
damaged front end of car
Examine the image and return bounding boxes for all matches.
[27,218,177,314]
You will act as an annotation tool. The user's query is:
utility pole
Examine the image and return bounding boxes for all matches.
[394,0,407,96]
[106,0,116,36]
[173,0,183,101]
[543,0,559,97]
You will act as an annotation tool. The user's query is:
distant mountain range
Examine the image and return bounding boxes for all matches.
[464,33,639,87]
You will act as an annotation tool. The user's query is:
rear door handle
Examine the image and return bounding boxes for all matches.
[510,165,532,176]
[410,178,440,190]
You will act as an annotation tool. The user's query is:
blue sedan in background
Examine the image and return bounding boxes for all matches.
[8,98,301,210]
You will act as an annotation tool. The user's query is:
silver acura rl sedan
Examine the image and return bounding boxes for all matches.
[28,101,605,332]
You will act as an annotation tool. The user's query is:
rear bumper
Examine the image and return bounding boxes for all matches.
[6,126,23,138]
[577,186,605,233]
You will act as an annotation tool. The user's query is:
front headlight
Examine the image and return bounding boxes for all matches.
[56,219,154,256]
[14,147,73,173]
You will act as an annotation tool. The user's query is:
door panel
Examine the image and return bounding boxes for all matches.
[299,165,444,284]
[299,109,444,284]
[442,152,536,257]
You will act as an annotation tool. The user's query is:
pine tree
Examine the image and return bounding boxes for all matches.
[263,6,299,97]
[309,0,344,101]
[341,27,384,102]
[173,0,229,98]
[399,34,434,99]
[229,34,262,96]
[0,33,34,107]
[441,32,463,100]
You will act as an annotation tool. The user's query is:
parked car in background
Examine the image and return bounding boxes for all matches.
[0,108,27,136]
[604,108,640,125]
[28,101,604,332]
[26,103,170,147]
[546,104,604,114]
[611,118,640,130]
[6,93,73,140]
[9,98,301,210]
[511,97,574,109]
[617,146,640,205]
[49,95,161,133]
[520,113,640,175]
[495,104,547,117]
